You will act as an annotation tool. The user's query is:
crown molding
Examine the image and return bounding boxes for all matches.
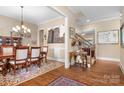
[38,16,64,26]
[79,16,120,26]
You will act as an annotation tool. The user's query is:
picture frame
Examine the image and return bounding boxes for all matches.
[97,30,119,44]
[48,26,64,43]
[69,27,75,38]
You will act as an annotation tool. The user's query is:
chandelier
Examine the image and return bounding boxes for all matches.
[11,6,31,38]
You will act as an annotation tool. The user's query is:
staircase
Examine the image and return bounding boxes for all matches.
[71,33,96,66]
[75,33,94,48]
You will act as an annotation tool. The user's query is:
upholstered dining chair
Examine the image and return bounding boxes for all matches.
[1,45,14,54]
[1,45,14,60]
[41,46,48,63]
[10,47,29,74]
[29,47,41,67]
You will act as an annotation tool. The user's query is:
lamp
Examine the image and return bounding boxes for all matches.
[11,6,31,38]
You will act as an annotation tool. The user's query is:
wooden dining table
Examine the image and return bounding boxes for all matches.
[0,51,45,76]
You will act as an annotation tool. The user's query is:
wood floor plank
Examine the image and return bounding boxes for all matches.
[18,60,124,86]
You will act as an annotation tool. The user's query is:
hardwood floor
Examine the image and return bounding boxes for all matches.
[18,60,124,86]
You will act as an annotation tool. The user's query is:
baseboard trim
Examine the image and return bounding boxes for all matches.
[48,57,64,63]
[96,57,120,62]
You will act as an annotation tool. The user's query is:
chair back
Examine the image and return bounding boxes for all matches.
[31,47,41,58]
[42,46,48,53]
[15,47,29,61]
[1,45,14,55]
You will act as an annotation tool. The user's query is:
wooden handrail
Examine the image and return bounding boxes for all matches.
[75,33,94,47]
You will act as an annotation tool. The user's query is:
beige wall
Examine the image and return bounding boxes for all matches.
[80,19,120,62]
[83,34,95,40]
[53,6,80,52]
[38,17,65,62]
[0,15,38,46]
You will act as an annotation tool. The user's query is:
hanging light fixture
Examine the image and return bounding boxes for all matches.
[11,6,31,38]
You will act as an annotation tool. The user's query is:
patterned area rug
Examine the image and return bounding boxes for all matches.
[49,76,85,86]
[0,61,63,86]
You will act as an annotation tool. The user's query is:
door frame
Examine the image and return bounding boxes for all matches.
[39,29,44,47]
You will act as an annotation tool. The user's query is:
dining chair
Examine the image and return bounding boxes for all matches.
[1,45,14,60]
[9,47,29,74]
[1,45,14,54]
[41,46,48,63]
[0,61,4,75]
[29,47,41,67]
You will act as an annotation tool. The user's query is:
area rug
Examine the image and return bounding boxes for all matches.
[49,76,85,86]
[0,61,63,86]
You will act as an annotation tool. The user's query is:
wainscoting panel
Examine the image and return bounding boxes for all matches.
[48,47,65,62]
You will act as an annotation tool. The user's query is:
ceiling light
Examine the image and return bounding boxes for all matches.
[82,33,85,36]
[27,29,31,33]
[24,30,27,33]
[11,6,31,38]
[86,19,90,22]
[120,13,122,17]
[16,25,20,30]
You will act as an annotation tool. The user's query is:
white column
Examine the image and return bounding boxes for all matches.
[64,17,70,69]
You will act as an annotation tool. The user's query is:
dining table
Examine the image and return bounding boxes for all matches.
[0,51,45,76]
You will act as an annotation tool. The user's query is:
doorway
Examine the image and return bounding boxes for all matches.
[39,30,44,46]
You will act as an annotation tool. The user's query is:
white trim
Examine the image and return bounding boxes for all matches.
[80,16,120,26]
[120,62,124,74]
[97,57,120,62]
[47,24,64,31]
[50,6,66,17]
[89,16,120,24]
[64,17,70,69]
[48,57,64,63]
[38,16,63,26]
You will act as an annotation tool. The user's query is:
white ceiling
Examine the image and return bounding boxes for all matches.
[0,6,122,25]
[69,6,122,25]
[0,6,62,24]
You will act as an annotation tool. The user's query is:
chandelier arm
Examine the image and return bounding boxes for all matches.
[21,6,23,26]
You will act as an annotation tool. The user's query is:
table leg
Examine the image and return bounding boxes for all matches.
[2,58,12,76]
[2,64,8,76]
[85,55,88,68]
